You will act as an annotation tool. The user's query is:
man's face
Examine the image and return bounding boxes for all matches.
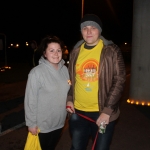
[81,26,100,46]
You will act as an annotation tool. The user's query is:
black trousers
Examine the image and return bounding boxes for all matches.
[38,128,62,150]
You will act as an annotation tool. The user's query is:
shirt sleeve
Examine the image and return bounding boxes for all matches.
[24,70,40,128]
[102,45,126,115]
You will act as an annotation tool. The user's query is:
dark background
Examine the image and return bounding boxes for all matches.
[0,0,133,49]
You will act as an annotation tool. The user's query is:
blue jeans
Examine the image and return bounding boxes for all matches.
[69,109,116,150]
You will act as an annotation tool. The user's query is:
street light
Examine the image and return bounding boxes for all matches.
[81,0,84,18]
[0,33,11,71]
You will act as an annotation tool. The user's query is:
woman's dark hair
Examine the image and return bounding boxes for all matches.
[37,36,65,58]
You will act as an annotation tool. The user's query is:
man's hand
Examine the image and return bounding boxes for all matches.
[96,113,110,127]
[28,127,38,135]
[66,101,75,113]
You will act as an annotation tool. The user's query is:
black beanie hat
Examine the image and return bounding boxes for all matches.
[80,14,102,33]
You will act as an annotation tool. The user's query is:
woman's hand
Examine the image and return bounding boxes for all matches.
[28,126,38,135]
[66,101,75,113]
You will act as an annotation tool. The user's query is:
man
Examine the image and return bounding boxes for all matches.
[27,40,40,68]
[66,14,126,150]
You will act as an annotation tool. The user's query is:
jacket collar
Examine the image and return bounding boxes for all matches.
[73,36,113,49]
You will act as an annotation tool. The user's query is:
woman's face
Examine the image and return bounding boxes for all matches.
[44,42,62,68]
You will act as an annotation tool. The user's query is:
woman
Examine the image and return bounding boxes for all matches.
[24,36,70,150]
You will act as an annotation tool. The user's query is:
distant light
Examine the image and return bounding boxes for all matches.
[125,43,127,45]
[26,42,29,46]
[67,61,69,64]
[0,66,11,72]
[16,44,19,47]
[11,44,13,46]
[64,49,69,55]
[127,99,130,103]
[0,68,5,72]
[4,66,11,69]
[127,99,150,106]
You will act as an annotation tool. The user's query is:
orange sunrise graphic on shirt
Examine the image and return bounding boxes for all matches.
[76,59,99,82]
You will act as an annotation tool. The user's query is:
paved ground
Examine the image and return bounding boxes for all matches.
[0,62,150,150]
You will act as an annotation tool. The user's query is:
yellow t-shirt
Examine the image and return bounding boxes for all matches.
[74,40,103,111]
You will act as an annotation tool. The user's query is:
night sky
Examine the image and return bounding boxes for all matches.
[0,0,133,49]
